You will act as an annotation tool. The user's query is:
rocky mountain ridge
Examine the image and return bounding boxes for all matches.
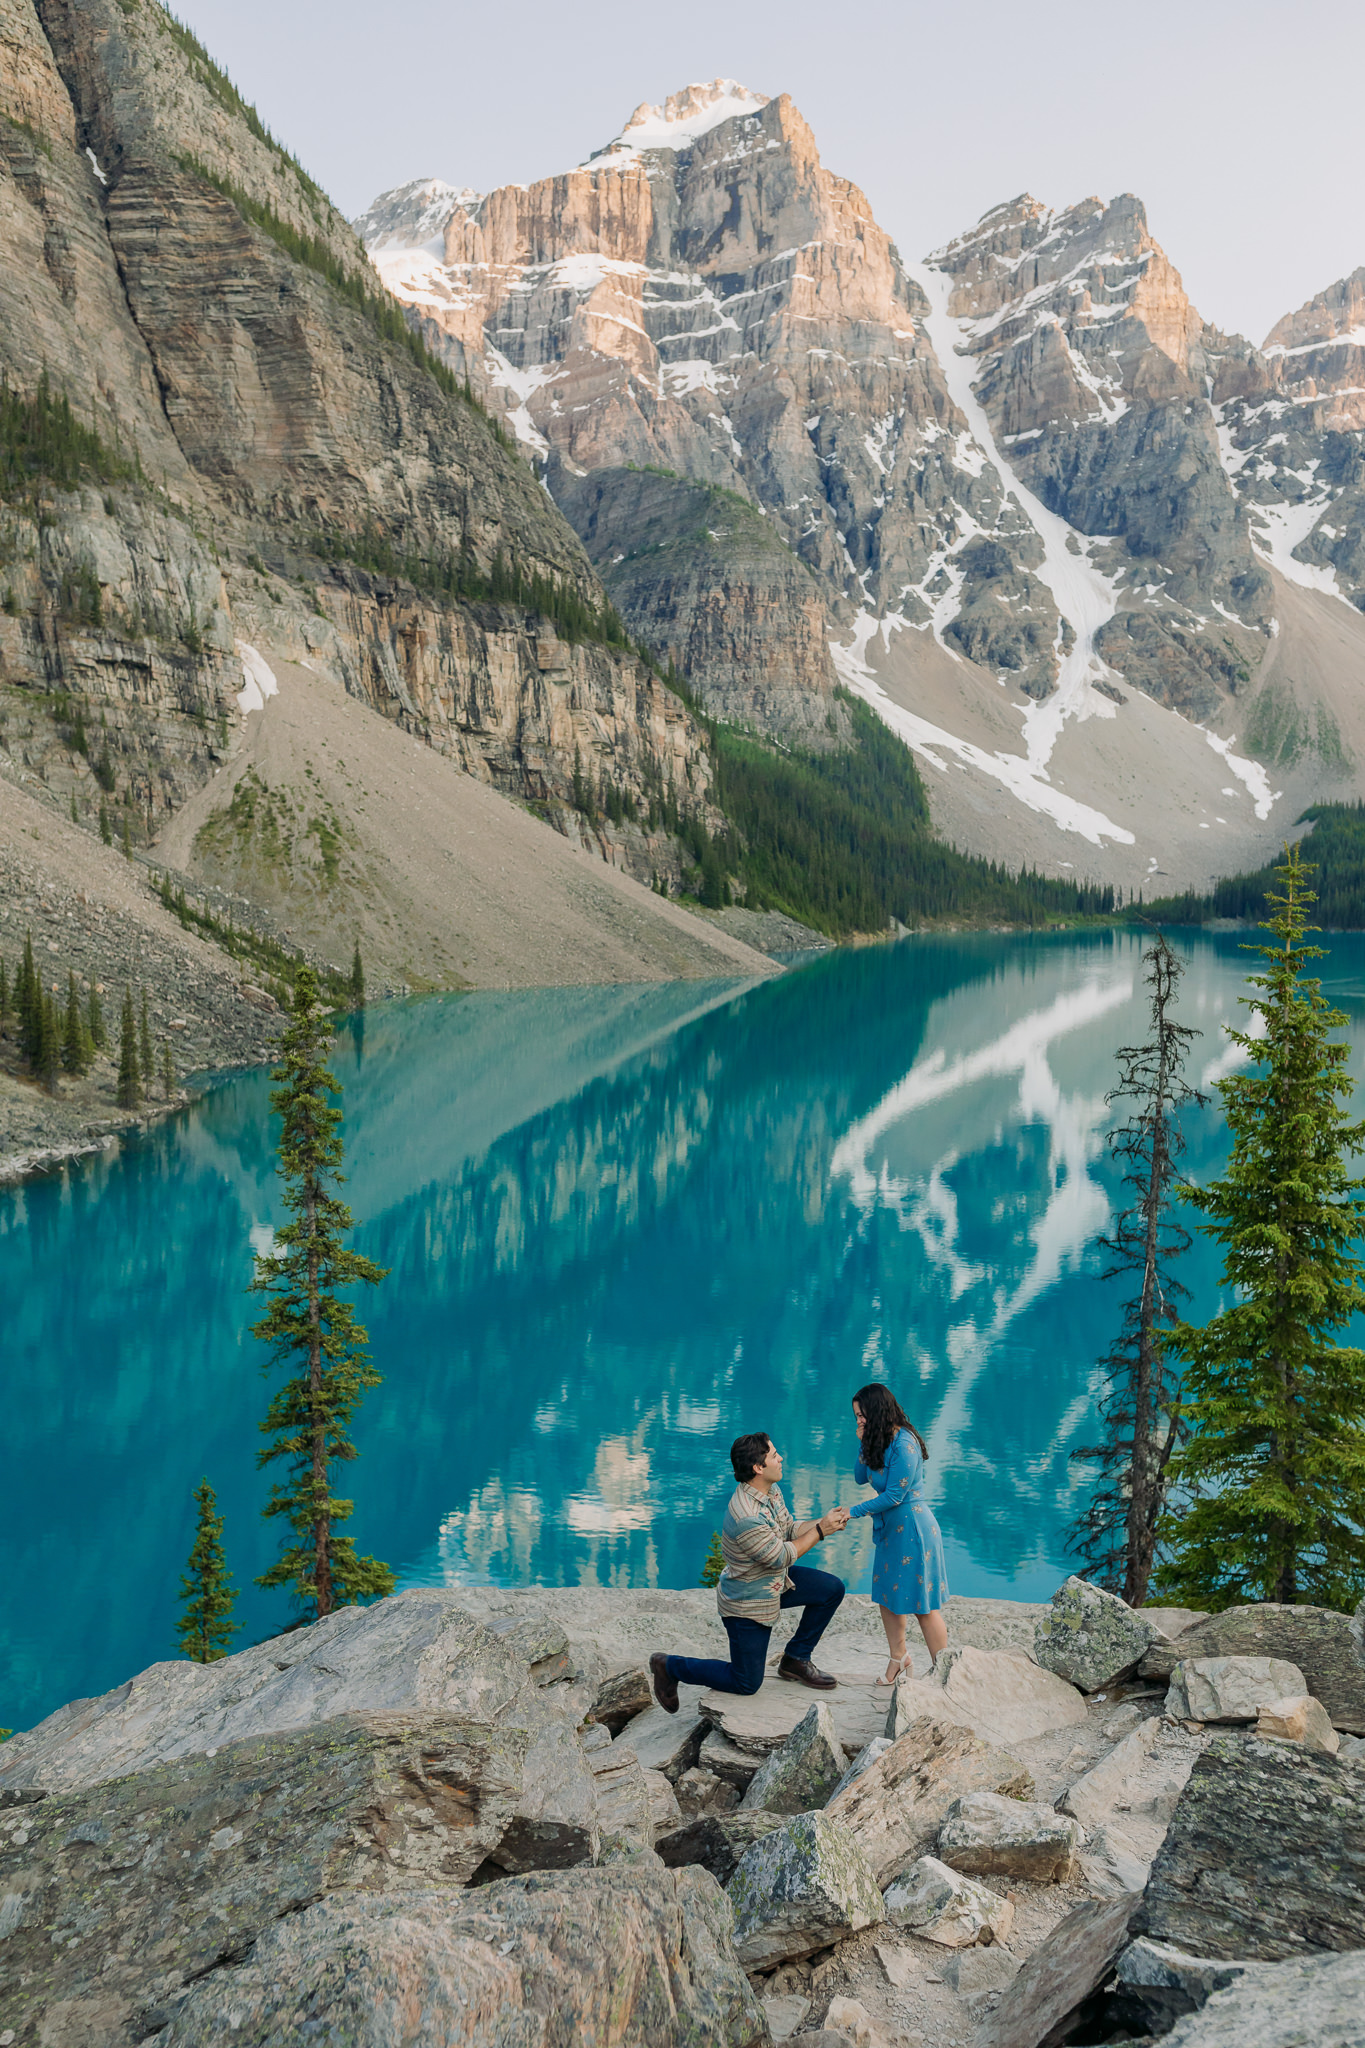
[362,84,1365,892]
[1,0,741,991]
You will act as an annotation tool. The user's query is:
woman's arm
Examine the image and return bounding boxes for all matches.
[878,1431,913,1512]
[847,1455,880,1519]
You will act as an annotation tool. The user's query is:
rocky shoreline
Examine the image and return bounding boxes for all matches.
[1,1577,1361,2045]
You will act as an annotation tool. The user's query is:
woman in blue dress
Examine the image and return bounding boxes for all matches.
[849,1381,948,1684]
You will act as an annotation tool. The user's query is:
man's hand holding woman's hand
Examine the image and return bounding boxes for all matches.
[820,1505,851,1533]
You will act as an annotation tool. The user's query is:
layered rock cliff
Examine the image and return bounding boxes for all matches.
[0,0,725,944]
[364,87,1365,891]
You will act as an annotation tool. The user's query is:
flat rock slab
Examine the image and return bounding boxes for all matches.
[974,1894,1138,2048]
[1139,1733,1365,1960]
[921,1645,1088,1747]
[1034,1576,1160,1693]
[612,1700,706,1776]
[1062,1718,1202,1833]
[1139,1604,1365,1734]
[825,1714,1032,1886]
[883,1853,1014,1947]
[1159,1948,1365,2047]
[699,1674,887,1758]
[0,1712,528,2045]
[727,1810,885,1967]
[154,1863,769,2047]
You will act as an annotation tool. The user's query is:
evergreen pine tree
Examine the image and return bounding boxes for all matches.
[69,792,78,823]
[348,941,365,1010]
[99,800,111,845]
[121,815,132,860]
[161,1038,174,1098]
[251,966,394,1619]
[0,957,8,1028]
[62,971,89,1075]
[36,986,60,1092]
[1159,847,1365,1610]
[699,1532,725,1589]
[139,987,153,1082]
[116,988,141,1108]
[1070,935,1204,1604]
[175,1478,238,1662]
[88,982,106,1050]
[17,930,38,1063]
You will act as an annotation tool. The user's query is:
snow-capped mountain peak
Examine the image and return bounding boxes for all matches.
[353,178,482,255]
[586,79,769,164]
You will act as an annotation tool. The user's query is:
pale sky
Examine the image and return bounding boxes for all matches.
[177,0,1362,346]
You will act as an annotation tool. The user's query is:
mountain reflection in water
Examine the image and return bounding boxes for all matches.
[7,930,1365,1733]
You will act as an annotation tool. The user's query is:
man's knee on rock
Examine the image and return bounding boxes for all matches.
[734,1669,765,1696]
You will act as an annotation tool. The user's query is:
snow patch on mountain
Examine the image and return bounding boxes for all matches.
[906,260,1123,774]
[588,80,770,165]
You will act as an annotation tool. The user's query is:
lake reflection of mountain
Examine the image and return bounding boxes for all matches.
[7,930,1365,1733]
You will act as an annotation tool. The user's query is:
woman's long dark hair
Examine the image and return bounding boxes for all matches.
[853,1382,928,1472]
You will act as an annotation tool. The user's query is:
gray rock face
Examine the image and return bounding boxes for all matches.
[1158,1948,1365,2048]
[936,1790,1084,1884]
[882,1855,1014,1947]
[827,1737,891,1805]
[1140,1605,1365,1734]
[825,1714,1033,1886]
[726,1810,885,1967]
[973,1894,1138,2048]
[1112,1937,1267,2035]
[739,1703,847,1815]
[1167,1655,1308,1723]
[656,1810,789,1883]
[701,1728,765,1790]
[0,1713,527,2043]
[0,1593,603,1875]
[155,1863,769,2047]
[1033,1575,1160,1692]
[920,1644,1089,1747]
[1139,1733,1365,1959]
[588,1665,655,1734]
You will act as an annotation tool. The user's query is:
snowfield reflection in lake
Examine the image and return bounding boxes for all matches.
[6,932,1365,1735]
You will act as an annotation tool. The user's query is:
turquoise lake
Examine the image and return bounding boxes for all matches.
[7,928,1365,1735]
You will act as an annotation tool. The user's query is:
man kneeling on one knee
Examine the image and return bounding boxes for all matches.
[651,1431,851,1710]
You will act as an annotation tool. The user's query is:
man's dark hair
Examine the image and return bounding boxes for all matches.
[730,1432,772,1482]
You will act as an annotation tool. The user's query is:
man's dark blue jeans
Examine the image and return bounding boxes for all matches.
[664,1564,845,1695]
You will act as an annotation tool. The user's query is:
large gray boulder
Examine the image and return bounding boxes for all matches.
[936,1789,1084,1883]
[1167,1655,1307,1723]
[155,1863,769,2047]
[739,1703,847,1815]
[1140,1603,1365,1733]
[923,1644,1089,1745]
[1256,1693,1340,1754]
[1112,1937,1268,2035]
[0,1713,527,2044]
[824,1714,1032,1886]
[1158,1948,1365,2046]
[656,1810,789,1883]
[588,1665,655,1734]
[973,1895,1138,2048]
[726,1810,885,1967]
[882,1854,1014,1947]
[1062,1718,1201,1832]
[1139,1733,1365,1959]
[0,1592,603,1876]
[1034,1576,1160,1691]
[826,1736,891,1804]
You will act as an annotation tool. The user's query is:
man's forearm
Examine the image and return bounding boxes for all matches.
[790,1515,838,1558]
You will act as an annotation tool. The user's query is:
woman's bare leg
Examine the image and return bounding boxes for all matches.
[878,1604,908,1681]
[915,1609,948,1666]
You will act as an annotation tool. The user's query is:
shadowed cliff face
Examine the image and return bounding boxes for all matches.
[0,0,718,905]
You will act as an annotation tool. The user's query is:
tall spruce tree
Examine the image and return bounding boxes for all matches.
[116,987,141,1108]
[62,971,89,1075]
[175,1478,238,1662]
[36,985,60,1092]
[17,930,38,1064]
[161,1038,175,1098]
[1071,935,1204,1604]
[251,966,394,1619]
[87,982,106,1051]
[1159,847,1365,1610]
[139,987,153,1083]
[348,941,365,1010]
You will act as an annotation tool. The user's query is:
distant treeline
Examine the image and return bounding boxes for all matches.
[0,371,137,496]
[709,696,1116,934]
[1142,804,1365,928]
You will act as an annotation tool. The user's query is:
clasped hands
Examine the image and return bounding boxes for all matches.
[820,1504,852,1533]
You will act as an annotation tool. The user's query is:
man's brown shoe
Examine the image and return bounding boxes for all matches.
[650,1652,680,1714]
[777,1656,837,1690]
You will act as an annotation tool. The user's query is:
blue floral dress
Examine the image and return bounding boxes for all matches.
[850,1427,948,1613]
